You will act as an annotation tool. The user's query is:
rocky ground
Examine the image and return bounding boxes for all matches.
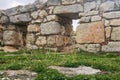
[0,70,37,80]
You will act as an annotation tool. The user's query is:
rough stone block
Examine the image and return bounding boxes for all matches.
[110,19,120,26]
[31,11,39,19]
[40,21,62,35]
[53,4,83,14]
[47,0,61,6]
[26,44,38,50]
[91,15,102,22]
[47,35,64,47]
[46,15,59,21]
[102,42,120,52]
[3,31,20,46]
[84,1,96,12]
[111,27,120,41]
[79,11,99,17]
[103,11,120,19]
[79,16,91,23]
[27,24,40,32]
[10,13,31,24]
[100,1,115,12]
[76,21,105,43]
[105,27,111,39]
[39,10,48,18]
[26,33,35,44]
[62,0,76,4]
[0,15,9,24]
[76,44,100,53]
[35,36,47,46]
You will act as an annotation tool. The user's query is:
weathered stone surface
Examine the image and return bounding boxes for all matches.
[46,15,59,21]
[104,20,110,27]
[0,15,9,24]
[79,16,91,23]
[40,21,62,35]
[3,31,20,46]
[31,11,39,19]
[26,33,35,44]
[0,70,37,80]
[91,15,102,22]
[49,66,101,77]
[27,24,40,32]
[76,21,105,43]
[102,42,120,52]
[26,44,38,49]
[54,4,83,14]
[100,1,115,12]
[35,36,47,46]
[103,11,120,19]
[31,19,43,24]
[76,44,100,53]
[10,13,31,24]
[111,27,120,41]
[84,1,96,12]
[3,46,18,52]
[110,19,120,26]
[6,25,16,30]
[48,6,54,14]
[47,35,64,47]
[62,0,76,4]
[79,11,99,17]
[39,10,48,18]
[105,27,111,39]
[47,0,61,6]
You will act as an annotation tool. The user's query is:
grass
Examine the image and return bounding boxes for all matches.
[0,49,120,80]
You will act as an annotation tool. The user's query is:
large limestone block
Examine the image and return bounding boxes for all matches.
[40,21,62,35]
[3,31,20,46]
[53,4,83,14]
[110,19,120,26]
[111,27,120,41]
[103,11,120,19]
[10,13,31,24]
[100,1,115,12]
[27,24,40,32]
[102,42,120,52]
[76,21,105,43]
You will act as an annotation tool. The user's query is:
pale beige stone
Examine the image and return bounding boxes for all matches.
[27,24,40,32]
[35,36,47,46]
[39,10,48,18]
[105,27,111,39]
[47,35,64,47]
[76,21,105,43]
[26,33,35,44]
[111,27,120,40]
[62,0,76,4]
[46,15,59,21]
[3,46,18,52]
[110,19,120,26]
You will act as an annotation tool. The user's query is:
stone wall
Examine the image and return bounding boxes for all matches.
[0,0,120,52]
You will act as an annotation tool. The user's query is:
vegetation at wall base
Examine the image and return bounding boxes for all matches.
[0,49,120,80]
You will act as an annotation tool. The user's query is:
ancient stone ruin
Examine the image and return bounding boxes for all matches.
[0,0,120,52]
